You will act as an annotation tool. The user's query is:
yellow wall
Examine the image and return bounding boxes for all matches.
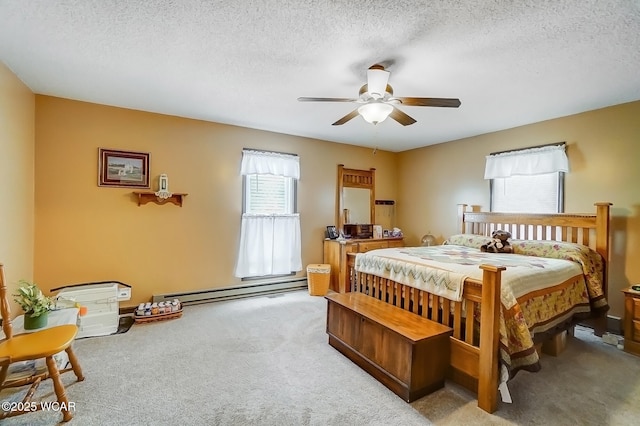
[0,62,35,314]
[34,96,397,307]
[4,61,637,320]
[397,101,640,318]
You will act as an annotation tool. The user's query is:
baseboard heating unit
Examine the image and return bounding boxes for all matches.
[152,278,308,305]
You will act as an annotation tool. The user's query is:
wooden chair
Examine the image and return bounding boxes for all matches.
[0,263,84,422]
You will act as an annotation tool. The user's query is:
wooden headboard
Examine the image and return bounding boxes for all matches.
[457,202,612,296]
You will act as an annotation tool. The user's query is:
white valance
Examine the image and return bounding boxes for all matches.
[241,149,300,179]
[484,144,569,179]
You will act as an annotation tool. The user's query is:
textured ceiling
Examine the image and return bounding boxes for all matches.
[1,1,640,152]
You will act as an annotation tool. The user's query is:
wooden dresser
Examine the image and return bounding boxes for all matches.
[323,237,404,293]
[623,287,640,356]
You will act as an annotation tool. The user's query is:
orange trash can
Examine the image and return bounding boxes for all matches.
[307,264,331,296]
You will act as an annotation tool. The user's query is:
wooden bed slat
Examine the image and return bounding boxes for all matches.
[442,299,451,327]
[411,288,419,314]
[453,303,463,340]
[464,306,475,345]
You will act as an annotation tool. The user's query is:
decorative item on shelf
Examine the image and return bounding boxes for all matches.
[421,232,436,247]
[155,173,172,200]
[13,280,53,330]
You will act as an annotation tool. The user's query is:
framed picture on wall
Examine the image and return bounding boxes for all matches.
[98,148,150,188]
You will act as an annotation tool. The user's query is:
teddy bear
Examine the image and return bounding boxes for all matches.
[480,230,513,253]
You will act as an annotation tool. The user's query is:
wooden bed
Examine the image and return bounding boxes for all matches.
[345,202,611,413]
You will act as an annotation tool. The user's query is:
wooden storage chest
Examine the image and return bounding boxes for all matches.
[326,292,452,402]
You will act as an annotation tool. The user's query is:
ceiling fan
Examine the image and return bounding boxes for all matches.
[297,64,461,126]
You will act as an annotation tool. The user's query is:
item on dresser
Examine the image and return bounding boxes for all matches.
[326,225,339,239]
[343,224,373,239]
[390,227,403,237]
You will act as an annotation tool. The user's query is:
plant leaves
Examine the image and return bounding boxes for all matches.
[13,280,52,316]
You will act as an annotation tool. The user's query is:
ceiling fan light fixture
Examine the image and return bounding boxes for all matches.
[358,102,393,125]
[367,67,390,99]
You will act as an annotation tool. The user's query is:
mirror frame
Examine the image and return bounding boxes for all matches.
[337,164,375,234]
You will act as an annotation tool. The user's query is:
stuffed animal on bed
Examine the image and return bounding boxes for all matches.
[480,230,513,253]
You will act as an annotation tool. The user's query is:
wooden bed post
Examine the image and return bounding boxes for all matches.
[477,264,505,414]
[457,204,467,234]
[594,202,612,290]
[594,202,612,335]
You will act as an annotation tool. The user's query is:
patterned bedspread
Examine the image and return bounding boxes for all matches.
[354,238,607,377]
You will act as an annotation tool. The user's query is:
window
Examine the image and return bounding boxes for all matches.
[491,172,564,213]
[235,149,302,279]
[485,143,568,213]
[244,174,295,214]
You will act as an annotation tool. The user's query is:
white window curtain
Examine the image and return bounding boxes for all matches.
[235,214,302,277]
[484,144,569,179]
[235,150,302,278]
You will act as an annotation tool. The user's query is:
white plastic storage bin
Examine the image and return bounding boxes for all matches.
[55,282,121,338]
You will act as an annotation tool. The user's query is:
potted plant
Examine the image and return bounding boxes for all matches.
[13,280,53,330]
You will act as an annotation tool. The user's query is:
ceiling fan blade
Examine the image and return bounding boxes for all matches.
[297,97,356,102]
[389,107,417,126]
[367,65,390,99]
[396,97,461,108]
[332,109,360,126]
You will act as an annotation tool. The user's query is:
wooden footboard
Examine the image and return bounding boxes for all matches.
[348,253,504,413]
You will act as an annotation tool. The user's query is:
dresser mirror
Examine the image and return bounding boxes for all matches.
[343,188,370,224]
[337,164,375,237]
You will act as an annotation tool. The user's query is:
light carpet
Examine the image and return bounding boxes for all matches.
[1,289,639,425]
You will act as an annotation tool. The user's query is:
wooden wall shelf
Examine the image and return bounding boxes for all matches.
[133,191,188,207]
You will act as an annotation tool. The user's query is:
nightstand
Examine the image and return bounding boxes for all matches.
[622,287,640,356]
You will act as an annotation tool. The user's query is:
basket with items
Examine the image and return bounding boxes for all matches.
[134,299,182,324]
